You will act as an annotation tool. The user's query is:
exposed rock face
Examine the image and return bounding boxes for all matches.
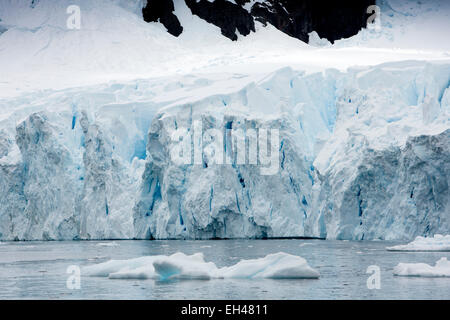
[142,0,375,42]
[185,0,255,41]
[250,0,375,43]
[142,0,183,37]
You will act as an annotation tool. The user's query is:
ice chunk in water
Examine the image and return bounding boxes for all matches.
[393,258,450,277]
[387,235,450,251]
[82,252,320,280]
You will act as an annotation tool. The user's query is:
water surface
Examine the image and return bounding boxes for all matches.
[0,240,449,299]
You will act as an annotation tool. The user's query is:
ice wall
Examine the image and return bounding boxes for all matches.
[308,62,450,240]
[133,68,337,239]
[0,61,449,240]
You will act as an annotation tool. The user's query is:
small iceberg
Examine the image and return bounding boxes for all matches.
[386,235,450,251]
[393,258,450,277]
[82,252,320,280]
[96,242,119,247]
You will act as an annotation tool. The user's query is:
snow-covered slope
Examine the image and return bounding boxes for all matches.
[332,0,450,51]
[0,0,449,240]
[1,0,448,98]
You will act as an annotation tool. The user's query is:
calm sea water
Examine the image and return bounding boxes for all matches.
[0,239,449,299]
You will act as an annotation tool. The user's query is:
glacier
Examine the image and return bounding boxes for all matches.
[0,0,449,241]
[0,60,449,240]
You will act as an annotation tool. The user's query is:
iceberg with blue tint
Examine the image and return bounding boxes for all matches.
[393,258,450,277]
[387,235,450,251]
[82,252,320,280]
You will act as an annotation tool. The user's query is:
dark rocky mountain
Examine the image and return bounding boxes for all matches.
[142,0,183,36]
[185,0,255,41]
[143,0,376,42]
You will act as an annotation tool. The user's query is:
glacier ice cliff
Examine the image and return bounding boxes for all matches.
[0,61,449,240]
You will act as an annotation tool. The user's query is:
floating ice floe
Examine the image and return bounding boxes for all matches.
[393,258,450,277]
[96,242,119,247]
[386,235,450,251]
[82,252,320,280]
